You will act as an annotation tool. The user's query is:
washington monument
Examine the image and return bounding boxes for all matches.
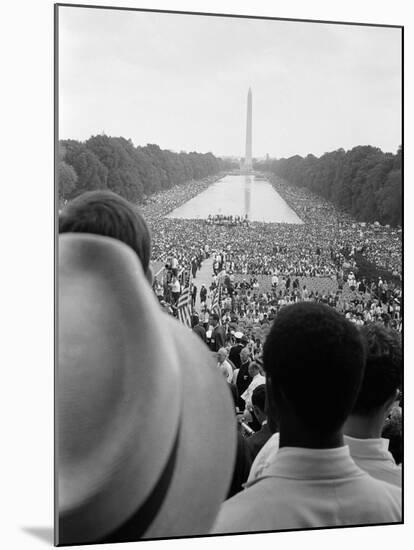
[244,87,253,172]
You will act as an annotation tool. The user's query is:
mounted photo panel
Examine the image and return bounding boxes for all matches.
[55,3,403,546]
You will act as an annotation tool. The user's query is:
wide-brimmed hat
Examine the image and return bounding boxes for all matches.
[56,234,237,545]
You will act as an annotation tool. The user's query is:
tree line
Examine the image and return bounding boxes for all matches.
[58,135,236,203]
[255,146,402,227]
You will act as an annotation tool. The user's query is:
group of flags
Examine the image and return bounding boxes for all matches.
[210,284,222,323]
[176,282,193,328]
[176,277,222,328]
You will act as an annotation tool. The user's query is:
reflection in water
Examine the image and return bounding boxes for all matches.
[166,174,303,224]
[244,175,251,218]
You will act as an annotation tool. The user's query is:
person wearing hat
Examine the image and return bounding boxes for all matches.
[212,303,401,534]
[57,234,237,545]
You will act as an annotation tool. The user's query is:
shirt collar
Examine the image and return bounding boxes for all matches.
[344,435,394,460]
[254,445,364,481]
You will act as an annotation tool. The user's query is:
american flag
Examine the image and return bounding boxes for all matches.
[177,283,192,328]
[211,283,222,322]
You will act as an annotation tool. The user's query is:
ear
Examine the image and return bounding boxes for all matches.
[146,264,154,286]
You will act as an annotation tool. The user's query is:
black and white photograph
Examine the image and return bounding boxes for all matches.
[5,3,413,550]
[54,3,404,547]
[3,0,413,548]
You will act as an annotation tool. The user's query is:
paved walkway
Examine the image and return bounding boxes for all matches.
[193,257,214,311]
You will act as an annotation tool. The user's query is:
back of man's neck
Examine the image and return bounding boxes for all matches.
[279,428,344,450]
[344,414,383,440]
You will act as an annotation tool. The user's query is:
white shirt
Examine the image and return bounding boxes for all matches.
[344,435,401,487]
[241,373,266,410]
[171,279,181,293]
[248,433,402,488]
[217,360,233,384]
[212,446,401,534]
[247,432,280,483]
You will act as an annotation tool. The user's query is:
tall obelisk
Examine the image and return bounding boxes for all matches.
[244,87,253,172]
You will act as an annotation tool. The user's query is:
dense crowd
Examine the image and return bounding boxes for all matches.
[58,184,402,544]
[146,174,402,335]
[271,177,402,277]
[206,214,250,226]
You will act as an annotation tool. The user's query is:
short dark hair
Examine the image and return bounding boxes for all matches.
[352,323,402,414]
[59,190,152,273]
[248,361,260,373]
[211,313,220,322]
[251,384,266,413]
[263,302,366,433]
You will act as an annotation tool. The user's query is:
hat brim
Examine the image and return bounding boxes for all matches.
[57,234,236,545]
[142,316,236,539]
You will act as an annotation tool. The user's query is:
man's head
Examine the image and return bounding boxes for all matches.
[240,347,250,366]
[352,323,402,416]
[217,347,228,363]
[210,313,220,327]
[248,361,260,378]
[59,190,153,283]
[251,384,267,424]
[263,302,366,436]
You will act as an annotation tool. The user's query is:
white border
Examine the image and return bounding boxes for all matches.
[2,1,411,549]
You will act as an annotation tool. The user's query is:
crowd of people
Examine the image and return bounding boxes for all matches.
[206,214,250,226]
[145,174,402,336]
[57,177,403,544]
[270,177,402,278]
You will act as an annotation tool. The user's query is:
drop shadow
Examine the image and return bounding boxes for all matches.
[22,526,54,545]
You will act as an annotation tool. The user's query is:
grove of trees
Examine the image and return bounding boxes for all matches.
[255,145,402,227]
[58,135,235,203]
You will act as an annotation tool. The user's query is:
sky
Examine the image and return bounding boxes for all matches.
[58,6,402,159]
